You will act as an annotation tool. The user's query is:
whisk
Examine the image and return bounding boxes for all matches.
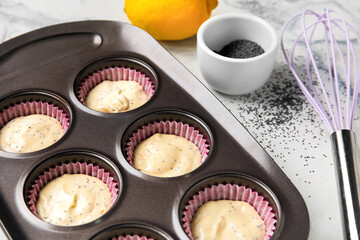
[281,7,360,239]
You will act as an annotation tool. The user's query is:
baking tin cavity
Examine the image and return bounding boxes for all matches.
[121,110,213,177]
[90,223,173,240]
[23,150,122,227]
[0,90,72,154]
[74,57,158,114]
[179,173,281,239]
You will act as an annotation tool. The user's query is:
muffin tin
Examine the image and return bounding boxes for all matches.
[0,21,309,239]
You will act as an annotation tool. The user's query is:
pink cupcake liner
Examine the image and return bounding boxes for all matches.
[77,67,155,106]
[125,120,210,167]
[0,101,69,132]
[27,162,119,218]
[113,236,153,240]
[182,183,276,240]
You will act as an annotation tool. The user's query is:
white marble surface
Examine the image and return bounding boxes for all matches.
[1,0,360,239]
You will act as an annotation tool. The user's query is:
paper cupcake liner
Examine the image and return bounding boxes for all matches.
[125,120,210,167]
[27,161,119,218]
[113,236,153,240]
[77,67,155,105]
[0,101,69,132]
[182,183,276,240]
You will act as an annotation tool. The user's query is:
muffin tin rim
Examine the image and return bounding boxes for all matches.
[0,89,73,156]
[120,109,214,180]
[72,56,159,116]
[19,149,123,231]
[176,172,282,239]
[89,222,175,240]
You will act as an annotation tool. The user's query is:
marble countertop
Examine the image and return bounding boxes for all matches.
[1,0,360,239]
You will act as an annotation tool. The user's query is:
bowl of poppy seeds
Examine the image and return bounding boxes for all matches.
[197,13,278,95]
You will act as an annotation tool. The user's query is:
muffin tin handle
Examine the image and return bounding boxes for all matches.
[0,219,12,240]
[0,32,100,60]
[0,21,118,59]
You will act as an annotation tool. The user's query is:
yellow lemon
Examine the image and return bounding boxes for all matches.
[124,0,218,41]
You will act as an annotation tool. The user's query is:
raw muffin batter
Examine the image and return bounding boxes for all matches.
[0,114,64,153]
[85,80,148,113]
[191,200,265,240]
[36,174,112,226]
[133,133,202,177]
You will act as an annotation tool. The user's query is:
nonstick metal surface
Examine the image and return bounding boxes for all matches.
[0,21,309,239]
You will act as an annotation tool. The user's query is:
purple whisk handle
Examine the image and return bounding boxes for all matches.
[331,130,360,239]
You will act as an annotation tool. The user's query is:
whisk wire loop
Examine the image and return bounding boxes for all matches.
[281,7,360,133]
[302,10,340,132]
[326,8,344,130]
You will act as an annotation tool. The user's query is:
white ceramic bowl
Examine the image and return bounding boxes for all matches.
[197,13,278,95]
